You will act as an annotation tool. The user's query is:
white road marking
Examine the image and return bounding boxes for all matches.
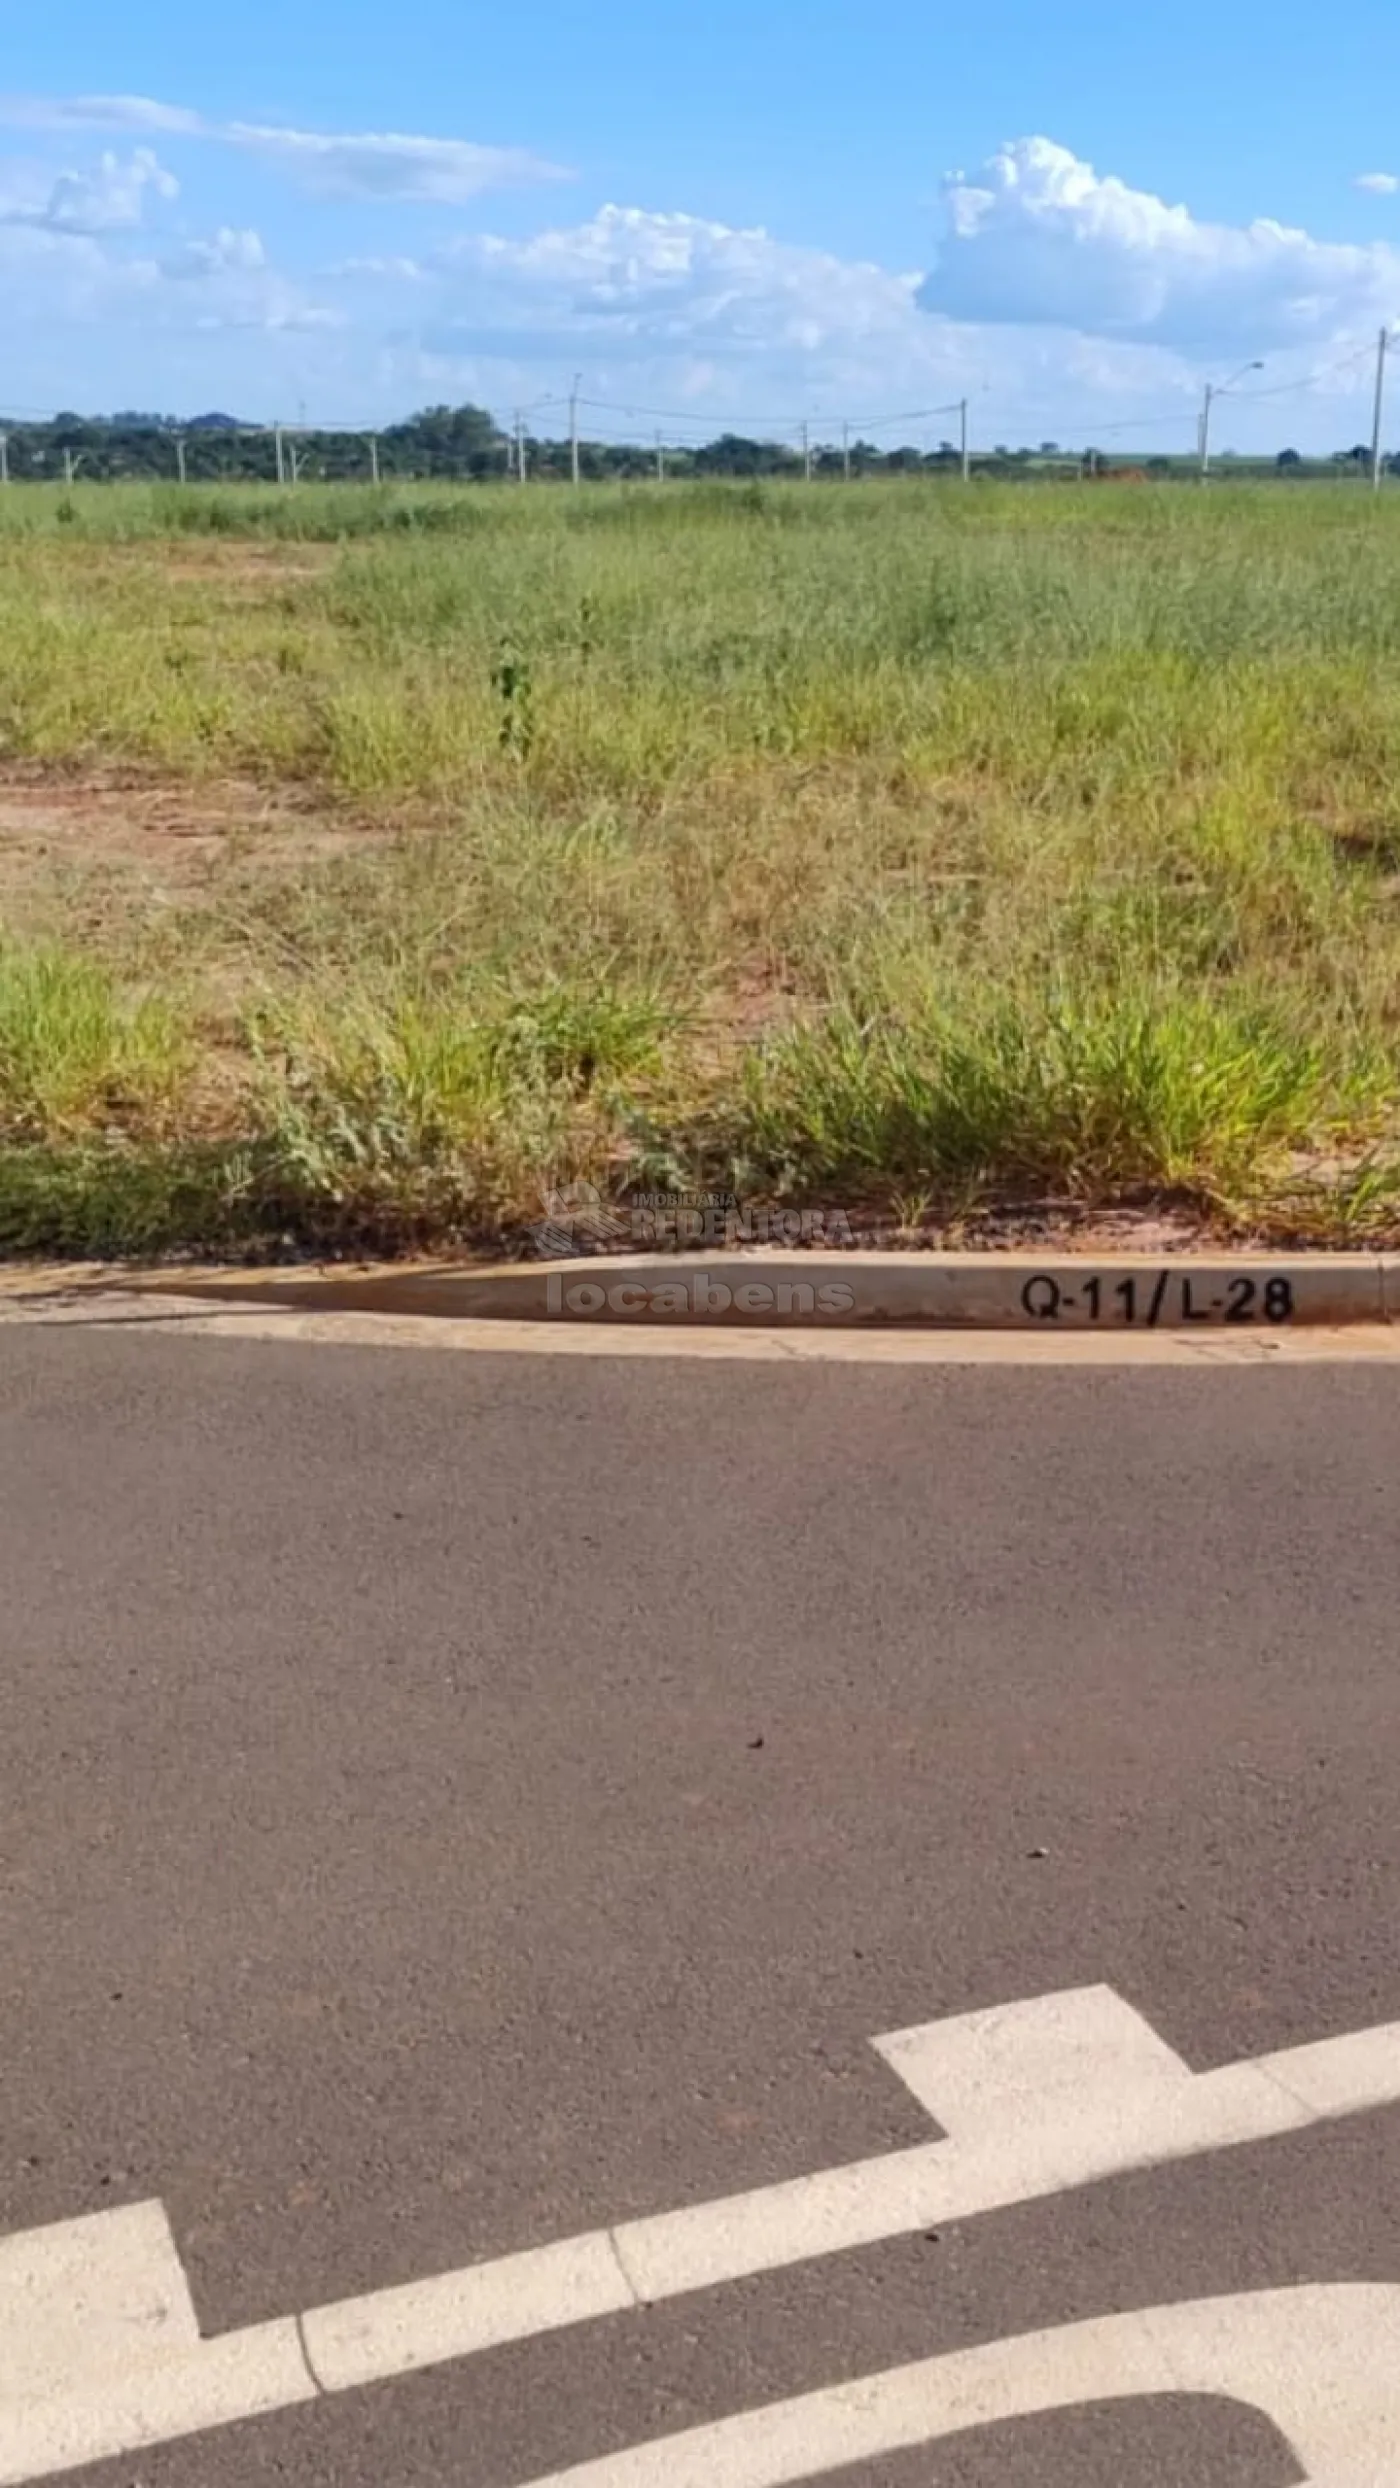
[304,2232,634,2393]
[1255,2020,1400,2119]
[874,1982,1194,2120]
[0,2203,312,2486]
[513,2285,1400,2488]
[599,1987,1383,2301]
[0,2203,197,2403]
[2,1986,1399,2483]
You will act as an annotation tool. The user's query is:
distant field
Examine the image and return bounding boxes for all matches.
[2,476,1400,1256]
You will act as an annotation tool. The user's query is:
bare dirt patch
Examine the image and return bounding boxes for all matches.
[0,764,384,925]
[127,542,336,587]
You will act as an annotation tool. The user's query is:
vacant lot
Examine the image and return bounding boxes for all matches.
[2,476,1400,1255]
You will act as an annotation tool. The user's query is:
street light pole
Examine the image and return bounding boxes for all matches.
[1199,360,1263,482]
[1371,327,1391,492]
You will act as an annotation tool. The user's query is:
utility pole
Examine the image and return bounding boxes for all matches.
[288,438,305,486]
[842,420,852,483]
[959,398,970,483]
[655,431,665,482]
[569,374,582,489]
[62,447,75,489]
[1197,383,1214,482]
[1,433,12,488]
[801,421,813,482]
[1372,326,1390,492]
[274,424,286,487]
[514,412,527,483]
[174,433,187,487]
[368,433,380,487]
[1199,362,1262,484]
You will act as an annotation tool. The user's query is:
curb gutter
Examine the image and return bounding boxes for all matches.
[104,1251,1400,1333]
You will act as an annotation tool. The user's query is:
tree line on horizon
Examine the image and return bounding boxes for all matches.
[2,403,1395,483]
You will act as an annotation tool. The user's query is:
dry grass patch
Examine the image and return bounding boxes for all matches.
[2,477,1400,1255]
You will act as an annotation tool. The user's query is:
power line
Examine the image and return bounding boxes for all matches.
[839,401,969,432]
[574,392,967,435]
[1074,411,1198,437]
[2,365,1397,480]
[1231,339,1386,404]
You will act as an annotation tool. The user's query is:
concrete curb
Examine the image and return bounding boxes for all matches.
[98,1250,1400,1333]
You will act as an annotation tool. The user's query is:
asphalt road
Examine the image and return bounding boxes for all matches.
[2,1326,1399,2486]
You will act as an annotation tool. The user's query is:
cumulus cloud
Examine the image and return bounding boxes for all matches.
[922,138,1400,351]
[433,204,923,363]
[0,112,1394,447]
[385,201,1202,454]
[0,144,178,234]
[0,192,335,361]
[0,93,567,203]
[162,225,266,280]
[0,216,159,357]
[0,194,350,420]
[1355,172,1399,195]
[156,228,339,335]
[41,145,177,231]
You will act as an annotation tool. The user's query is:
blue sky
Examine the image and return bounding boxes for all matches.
[5,0,1400,448]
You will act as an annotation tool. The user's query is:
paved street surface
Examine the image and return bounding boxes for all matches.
[2,1324,1399,2485]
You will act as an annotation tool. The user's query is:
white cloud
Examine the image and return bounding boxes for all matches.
[923,138,1400,351]
[227,123,564,204]
[0,217,157,342]
[0,158,56,221]
[1355,172,1400,195]
[41,146,177,232]
[0,194,336,376]
[162,225,266,280]
[0,93,567,203]
[154,231,339,336]
[433,204,924,363]
[0,144,178,235]
[1,93,204,137]
[0,119,1394,448]
[394,202,1198,450]
[193,299,343,335]
[0,206,350,423]
[327,254,426,281]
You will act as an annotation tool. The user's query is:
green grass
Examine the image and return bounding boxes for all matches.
[3,476,1400,1255]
